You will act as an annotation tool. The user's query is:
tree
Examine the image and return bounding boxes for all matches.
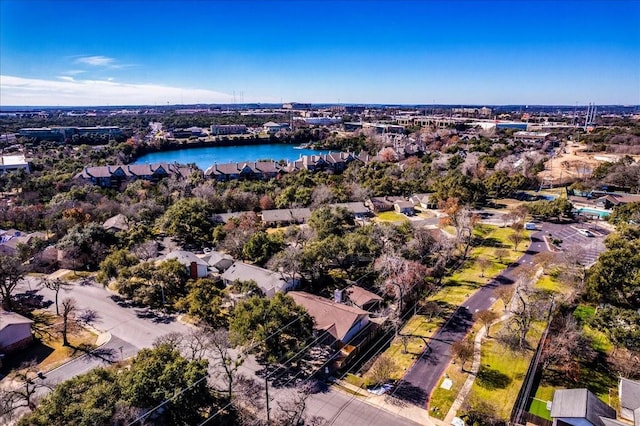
[229,293,314,363]
[308,206,354,240]
[508,280,549,350]
[61,297,77,346]
[56,223,115,270]
[242,231,282,264]
[175,278,227,327]
[477,257,491,278]
[96,249,139,285]
[0,254,25,311]
[508,230,525,251]
[586,226,640,309]
[118,343,212,425]
[41,278,70,315]
[157,198,214,247]
[0,362,51,422]
[451,338,474,372]
[494,286,514,311]
[540,314,595,381]
[376,254,431,313]
[368,353,397,386]
[474,310,500,338]
[208,328,245,400]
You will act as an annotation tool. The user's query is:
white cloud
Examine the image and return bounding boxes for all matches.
[66,69,86,75]
[0,75,234,106]
[75,55,116,66]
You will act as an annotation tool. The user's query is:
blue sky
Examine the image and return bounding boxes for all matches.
[1,0,638,106]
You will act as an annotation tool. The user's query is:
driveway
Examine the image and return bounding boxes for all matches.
[394,221,608,408]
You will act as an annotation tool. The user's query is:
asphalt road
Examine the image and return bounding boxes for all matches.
[395,221,608,408]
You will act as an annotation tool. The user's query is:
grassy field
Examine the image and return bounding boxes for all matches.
[429,366,467,419]
[468,321,545,420]
[528,398,552,420]
[375,211,409,223]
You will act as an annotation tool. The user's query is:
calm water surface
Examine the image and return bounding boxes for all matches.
[133,144,327,170]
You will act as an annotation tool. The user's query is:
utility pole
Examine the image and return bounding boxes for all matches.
[265,375,271,425]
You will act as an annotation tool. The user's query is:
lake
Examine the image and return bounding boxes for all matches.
[133,144,328,171]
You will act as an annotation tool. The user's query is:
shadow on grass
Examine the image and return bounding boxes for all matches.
[70,343,117,363]
[0,339,55,376]
[476,366,512,390]
[482,237,507,248]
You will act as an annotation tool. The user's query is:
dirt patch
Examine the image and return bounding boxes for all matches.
[538,144,640,185]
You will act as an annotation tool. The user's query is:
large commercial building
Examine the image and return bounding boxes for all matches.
[210,124,247,135]
[0,155,31,174]
[18,126,122,141]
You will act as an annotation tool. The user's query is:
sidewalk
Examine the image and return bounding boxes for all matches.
[333,379,442,426]
[443,313,511,424]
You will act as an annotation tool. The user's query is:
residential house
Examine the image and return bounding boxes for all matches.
[102,214,129,233]
[0,154,31,174]
[0,230,46,257]
[204,161,282,182]
[288,291,371,346]
[201,250,234,274]
[158,250,209,279]
[344,286,383,311]
[261,208,311,227]
[288,291,384,370]
[394,200,415,215]
[76,162,191,188]
[221,262,298,298]
[550,389,617,426]
[0,310,33,353]
[212,211,249,224]
[329,202,371,219]
[410,193,436,209]
[619,377,640,425]
[365,196,405,213]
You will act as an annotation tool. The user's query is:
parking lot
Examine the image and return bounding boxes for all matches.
[536,221,609,266]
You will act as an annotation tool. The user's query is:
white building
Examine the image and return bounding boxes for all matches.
[0,155,31,174]
[0,310,34,353]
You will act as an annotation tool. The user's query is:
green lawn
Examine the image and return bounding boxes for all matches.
[376,211,409,222]
[468,322,544,420]
[529,398,552,420]
[429,366,468,419]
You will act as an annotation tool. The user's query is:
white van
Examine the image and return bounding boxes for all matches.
[524,222,536,230]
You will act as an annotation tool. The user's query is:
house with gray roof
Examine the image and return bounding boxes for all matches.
[76,162,191,188]
[157,250,209,279]
[329,202,371,219]
[550,389,617,426]
[620,377,640,426]
[102,213,129,233]
[202,250,234,273]
[0,310,33,353]
[221,262,298,298]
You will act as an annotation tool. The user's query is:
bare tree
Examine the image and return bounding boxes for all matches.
[540,315,594,381]
[477,257,491,278]
[508,277,549,350]
[273,383,323,426]
[61,297,77,346]
[508,230,525,251]
[182,328,210,361]
[368,354,397,386]
[41,278,70,315]
[0,362,51,421]
[209,328,245,400]
[494,286,514,311]
[494,248,509,264]
[451,338,474,372]
[474,310,500,338]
